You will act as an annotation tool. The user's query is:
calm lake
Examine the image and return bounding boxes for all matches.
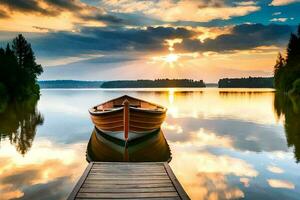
[0,88,300,200]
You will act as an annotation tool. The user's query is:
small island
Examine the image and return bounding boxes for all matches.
[218,77,274,88]
[38,80,103,88]
[101,79,206,88]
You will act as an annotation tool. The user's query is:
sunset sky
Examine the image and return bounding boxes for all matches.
[0,0,299,82]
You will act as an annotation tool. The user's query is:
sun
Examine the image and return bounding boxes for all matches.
[165,53,178,63]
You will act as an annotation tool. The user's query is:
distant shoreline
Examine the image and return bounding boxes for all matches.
[101,79,206,88]
[218,77,274,88]
[38,77,274,89]
[38,80,103,88]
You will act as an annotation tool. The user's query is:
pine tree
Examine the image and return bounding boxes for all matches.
[12,34,43,78]
[286,33,298,64]
[274,24,300,91]
[12,34,43,98]
[0,34,43,101]
[274,53,285,89]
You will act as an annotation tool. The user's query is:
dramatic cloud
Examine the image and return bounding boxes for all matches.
[269,0,300,6]
[31,26,196,57]
[176,23,294,52]
[0,0,299,80]
[0,0,84,15]
[80,13,124,24]
[44,0,82,11]
[0,0,60,16]
[0,0,131,31]
[101,0,260,22]
[17,23,293,60]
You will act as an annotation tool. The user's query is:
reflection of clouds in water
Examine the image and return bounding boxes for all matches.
[40,99,86,116]
[162,122,183,134]
[13,177,71,200]
[267,165,284,174]
[0,140,87,200]
[39,91,90,116]
[196,173,245,200]
[187,152,257,177]
[36,112,92,144]
[169,147,258,199]
[6,89,297,199]
[267,179,295,189]
[164,127,234,149]
[164,117,287,152]
[192,129,233,149]
[240,177,250,187]
[268,151,294,160]
[163,89,278,125]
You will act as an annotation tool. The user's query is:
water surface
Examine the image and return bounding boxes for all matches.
[0,88,300,200]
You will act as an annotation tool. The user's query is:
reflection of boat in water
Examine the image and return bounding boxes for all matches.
[89,95,167,142]
[87,128,171,162]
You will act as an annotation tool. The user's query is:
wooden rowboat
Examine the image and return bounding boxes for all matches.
[86,128,171,162]
[88,95,167,142]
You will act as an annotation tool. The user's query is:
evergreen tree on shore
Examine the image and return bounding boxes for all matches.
[274,25,300,92]
[274,53,285,89]
[0,34,43,101]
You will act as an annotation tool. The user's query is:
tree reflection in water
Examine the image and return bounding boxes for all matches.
[274,92,300,162]
[0,98,43,155]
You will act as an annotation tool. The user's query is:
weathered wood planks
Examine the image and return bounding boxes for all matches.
[67,162,190,200]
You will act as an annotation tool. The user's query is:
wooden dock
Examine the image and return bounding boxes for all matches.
[68,162,190,200]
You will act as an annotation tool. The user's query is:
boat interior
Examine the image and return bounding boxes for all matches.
[93,96,165,112]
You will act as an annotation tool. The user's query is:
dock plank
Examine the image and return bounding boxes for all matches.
[68,162,190,200]
[82,183,174,189]
[76,192,179,198]
[75,198,181,200]
[79,187,176,193]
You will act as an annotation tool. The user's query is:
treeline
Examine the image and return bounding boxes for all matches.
[274,25,300,94]
[101,79,206,88]
[0,34,43,103]
[38,80,103,88]
[218,77,274,88]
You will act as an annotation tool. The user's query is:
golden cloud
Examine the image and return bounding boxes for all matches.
[267,165,284,173]
[269,0,300,6]
[102,0,260,22]
[0,0,107,32]
[267,179,295,189]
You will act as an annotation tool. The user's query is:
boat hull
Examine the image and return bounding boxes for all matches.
[89,107,166,141]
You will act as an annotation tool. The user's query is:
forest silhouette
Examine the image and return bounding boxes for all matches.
[274,25,300,94]
[0,34,43,105]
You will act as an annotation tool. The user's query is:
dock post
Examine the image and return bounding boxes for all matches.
[123,99,129,145]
